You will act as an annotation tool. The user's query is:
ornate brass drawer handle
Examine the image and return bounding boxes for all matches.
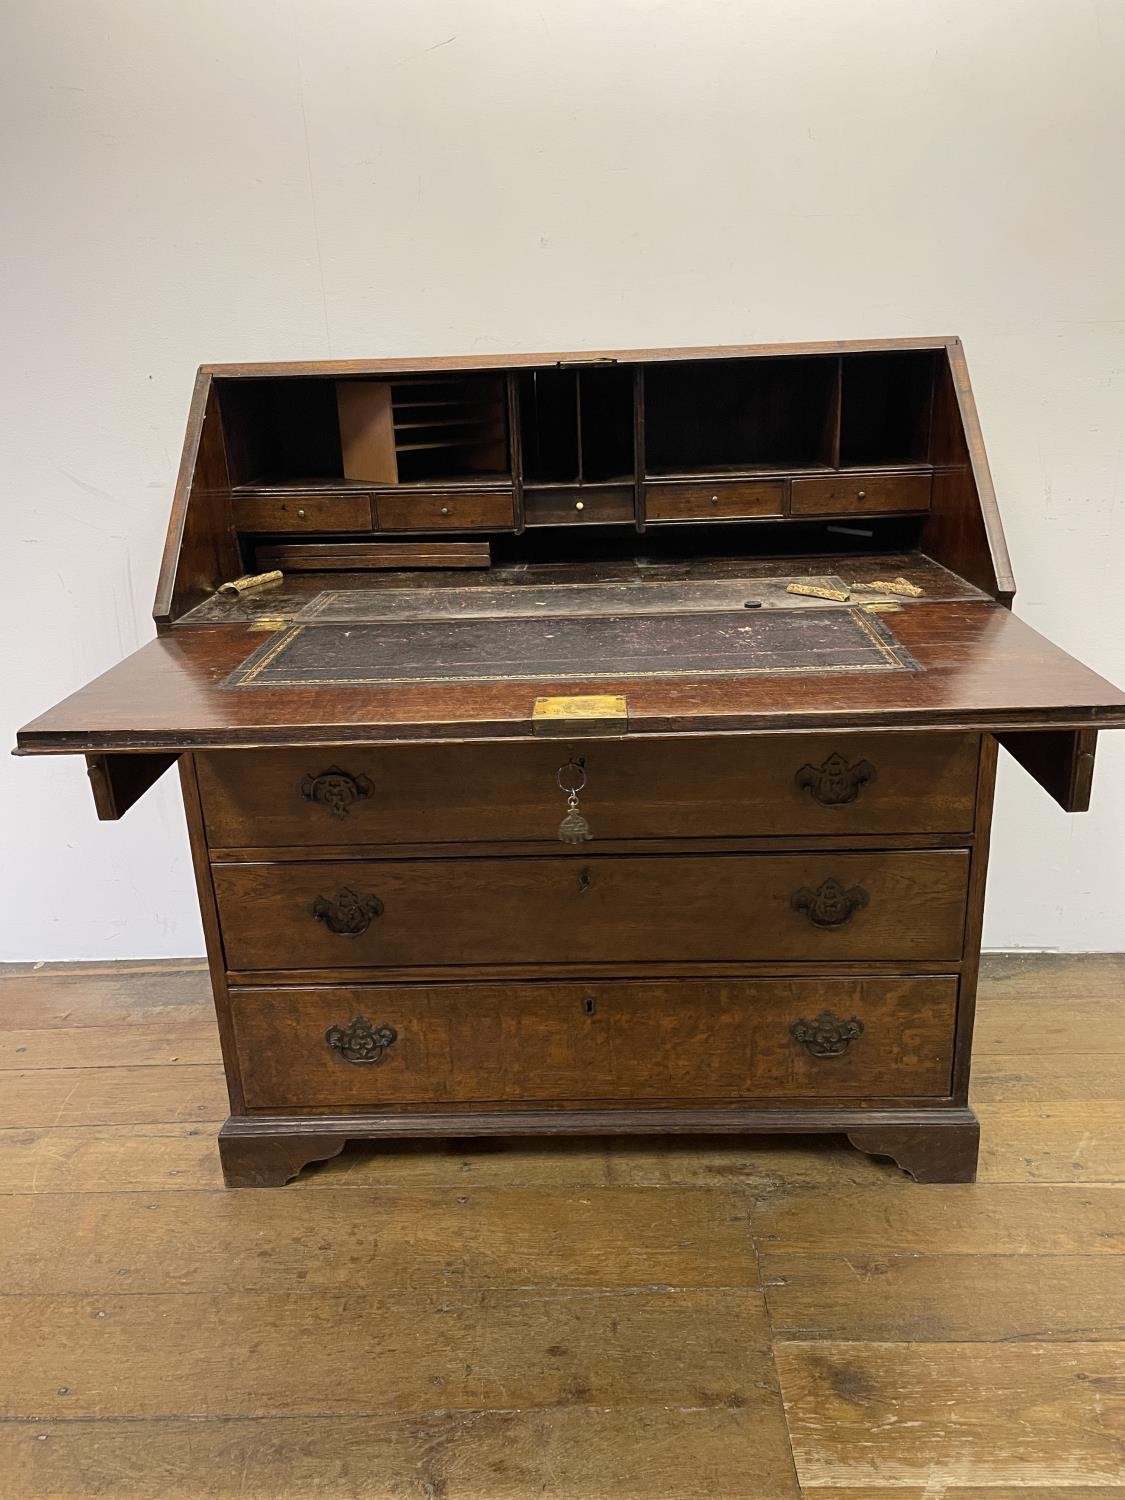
[791,878,869,927]
[325,1016,398,1065]
[795,753,876,807]
[311,887,384,936]
[790,1010,864,1058]
[300,766,374,818]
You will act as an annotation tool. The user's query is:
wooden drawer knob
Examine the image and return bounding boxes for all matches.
[300,766,374,819]
[794,753,876,807]
[325,1016,398,1065]
[311,888,383,936]
[791,878,869,927]
[790,1010,864,1058]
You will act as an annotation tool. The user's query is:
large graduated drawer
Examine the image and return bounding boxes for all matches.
[230,976,960,1109]
[213,850,971,970]
[196,734,981,848]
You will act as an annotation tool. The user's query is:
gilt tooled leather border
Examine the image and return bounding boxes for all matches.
[222,606,921,690]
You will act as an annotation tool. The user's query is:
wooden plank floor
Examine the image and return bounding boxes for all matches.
[1,955,1124,1498]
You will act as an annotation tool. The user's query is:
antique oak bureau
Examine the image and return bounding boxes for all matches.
[17,339,1125,1186]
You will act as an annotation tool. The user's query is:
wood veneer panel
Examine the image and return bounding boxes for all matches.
[195,733,980,847]
[17,602,1125,752]
[229,976,957,1109]
[212,851,971,969]
[152,374,240,625]
[84,753,177,819]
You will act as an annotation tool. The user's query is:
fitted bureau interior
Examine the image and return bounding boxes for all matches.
[217,347,944,557]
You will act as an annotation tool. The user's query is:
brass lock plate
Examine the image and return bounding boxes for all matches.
[532,694,628,737]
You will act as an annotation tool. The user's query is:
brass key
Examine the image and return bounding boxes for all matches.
[557,758,592,843]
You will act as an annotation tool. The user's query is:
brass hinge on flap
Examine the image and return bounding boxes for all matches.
[532,694,628,738]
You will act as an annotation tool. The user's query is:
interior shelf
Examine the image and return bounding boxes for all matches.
[518,366,635,485]
[839,351,936,467]
[643,356,839,474]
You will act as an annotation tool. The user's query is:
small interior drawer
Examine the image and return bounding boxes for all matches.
[523,485,636,526]
[375,491,514,531]
[790,472,932,516]
[229,975,959,1109]
[645,480,784,521]
[232,493,374,532]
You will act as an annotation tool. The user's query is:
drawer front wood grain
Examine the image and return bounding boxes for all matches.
[232,494,374,532]
[523,485,636,525]
[230,975,959,1108]
[790,472,932,516]
[213,850,970,971]
[196,735,980,850]
[375,491,514,531]
[645,480,784,521]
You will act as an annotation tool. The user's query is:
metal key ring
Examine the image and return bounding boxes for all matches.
[557,759,587,795]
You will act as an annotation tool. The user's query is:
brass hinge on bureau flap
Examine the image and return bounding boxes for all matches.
[532,694,628,737]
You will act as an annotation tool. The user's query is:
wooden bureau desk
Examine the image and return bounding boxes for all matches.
[17,339,1125,1185]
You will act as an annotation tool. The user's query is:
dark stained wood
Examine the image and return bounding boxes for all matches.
[949,730,998,1102]
[523,484,636,525]
[178,757,245,1113]
[228,976,958,1110]
[84,752,178,820]
[218,1126,348,1186]
[18,339,1125,1193]
[790,471,932,516]
[16,601,1125,753]
[194,734,981,848]
[375,489,514,531]
[256,540,492,570]
[922,338,1015,601]
[152,374,240,626]
[998,726,1098,811]
[211,850,970,970]
[232,492,373,532]
[645,479,784,521]
[845,1116,979,1182]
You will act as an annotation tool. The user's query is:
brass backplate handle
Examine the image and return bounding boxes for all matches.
[791,878,869,928]
[794,753,876,807]
[311,888,384,936]
[325,1017,398,1065]
[300,766,374,818]
[790,1011,864,1058]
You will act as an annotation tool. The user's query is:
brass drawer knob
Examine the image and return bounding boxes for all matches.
[791,878,868,927]
[794,753,876,807]
[790,1010,864,1058]
[325,1016,398,1065]
[440,506,450,516]
[300,766,374,818]
[312,888,384,936]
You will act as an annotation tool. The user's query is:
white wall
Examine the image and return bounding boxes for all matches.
[2,0,1123,960]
